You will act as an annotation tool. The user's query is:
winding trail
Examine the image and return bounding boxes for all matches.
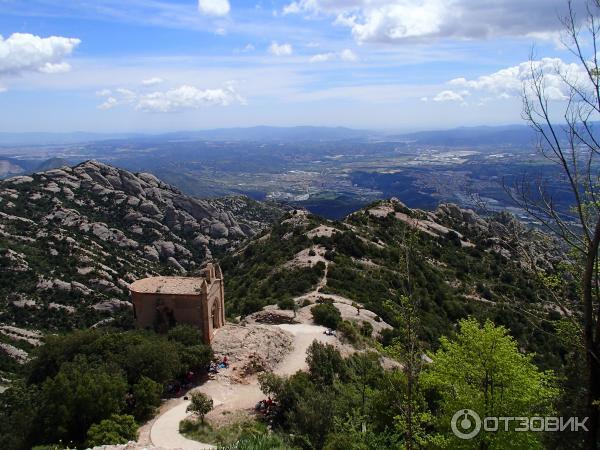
[147,323,335,449]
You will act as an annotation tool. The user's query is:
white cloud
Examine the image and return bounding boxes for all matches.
[282,2,302,15]
[339,48,358,62]
[446,57,582,101]
[198,0,230,16]
[242,43,255,52]
[96,89,112,97]
[433,90,464,102]
[98,97,118,110]
[142,77,164,86]
[269,42,293,56]
[0,86,6,94]
[116,88,137,102]
[310,48,358,63]
[283,0,579,44]
[0,33,80,76]
[420,96,428,102]
[97,83,245,113]
[39,62,72,74]
[310,52,336,63]
[348,0,450,43]
[526,31,565,49]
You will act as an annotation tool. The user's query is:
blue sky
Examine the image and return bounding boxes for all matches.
[0,0,588,132]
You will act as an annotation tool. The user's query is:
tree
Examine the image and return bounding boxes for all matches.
[306,341,345,386]
[422,318,558,449]
[277,297,296,311]
[132,376,162,421]
[0,381,39,450]
[122,337,181,384]
[168,324,203,346]
[391,225,426,450]
[36,356,128,445]
[516,1,600,446]
[85,414,138,447]
[187,392,213,424]
[177,344,213,374]
[324,412,399,450]
[311,303,342,329]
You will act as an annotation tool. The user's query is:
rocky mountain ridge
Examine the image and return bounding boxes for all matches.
[0,161,283,358]
[222,198,566,368]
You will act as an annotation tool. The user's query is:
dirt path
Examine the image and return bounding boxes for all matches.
[316,261,328,293]
[274,324,334,375]
[150,400,219,450]
[147,323,334,449]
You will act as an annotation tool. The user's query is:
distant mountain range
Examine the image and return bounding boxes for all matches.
[0,127,373,146]
[0,124,558,146]
[392,125,540,147]
[0,132,143,146]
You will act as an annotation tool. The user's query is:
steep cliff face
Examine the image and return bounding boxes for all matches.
[0,161,283,338]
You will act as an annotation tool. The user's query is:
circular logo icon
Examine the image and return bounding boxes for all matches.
[451,409,482,440]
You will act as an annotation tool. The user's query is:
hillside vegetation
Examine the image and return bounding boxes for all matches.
[222,199,569,368]
[0,161,283,375]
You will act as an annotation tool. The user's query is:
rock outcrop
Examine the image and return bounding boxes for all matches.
[0,161,283,345]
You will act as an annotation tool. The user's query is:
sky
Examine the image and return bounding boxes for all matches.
[0,0,592,132]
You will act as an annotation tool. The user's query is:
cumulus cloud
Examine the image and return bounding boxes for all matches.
[97,82,244,113]
[282,2,302,15]
[269,42,293,56]
[283,0,579,44]
[0,32,80,76]
[444,57,583,102]
[39,62,72,74]
[198,0,230,16]
[310,52,336,63]
[142,77,164,86]
[310,48,358,63]
[98,97,118,110]
[433,90,464,102]
[339,48,358,61]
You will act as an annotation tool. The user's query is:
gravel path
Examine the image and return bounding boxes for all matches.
[274,324,334,376]
[150,401,217,450]
[148,323,333,449]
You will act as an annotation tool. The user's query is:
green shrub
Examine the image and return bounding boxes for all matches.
[187,392,214,424]
[277,298,296,310]
[219,433,292,450]
[168,324,203,346]
[359,321,373,337]
[132,376,162,420]
[311,303,341,329]
[337,320,359,344]
[86,414,138,447]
